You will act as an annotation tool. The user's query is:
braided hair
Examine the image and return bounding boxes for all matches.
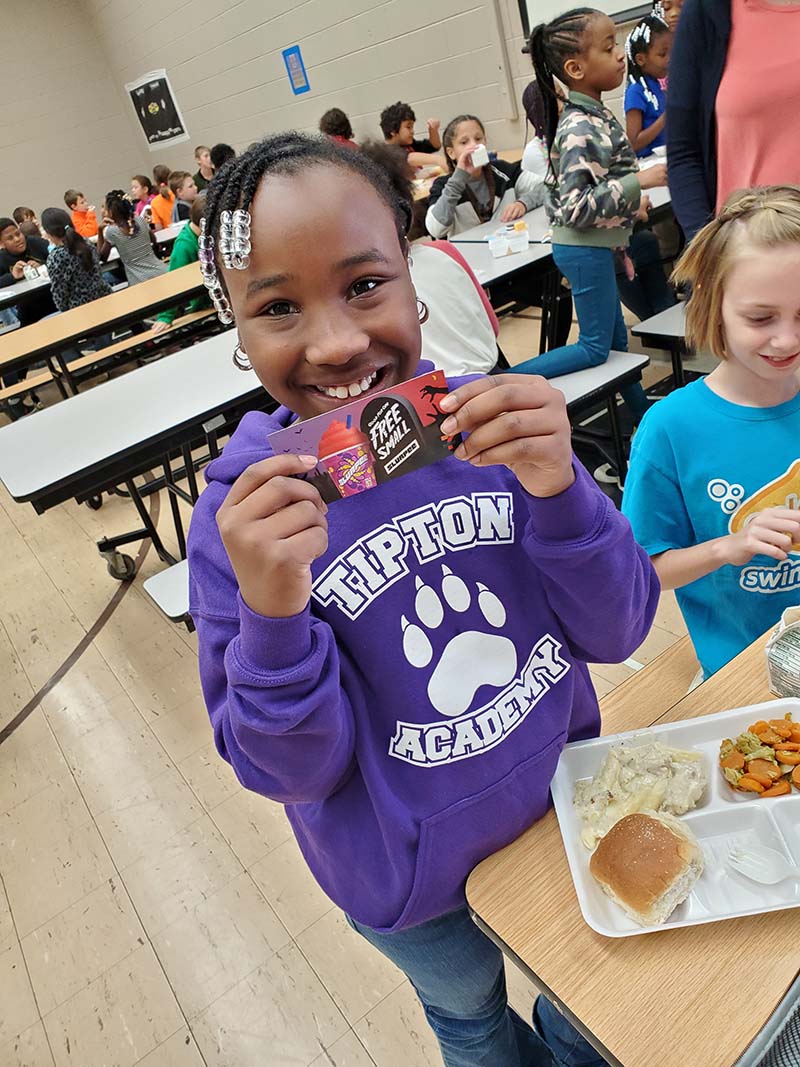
[105,189,138,236]
[202,132,412,288]
[529,7,598,155]
[625,15,669,112]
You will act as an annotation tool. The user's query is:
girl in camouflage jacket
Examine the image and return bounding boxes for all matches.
[513,7,667,422]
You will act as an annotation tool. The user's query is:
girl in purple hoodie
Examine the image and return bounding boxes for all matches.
[187,132,658,1067]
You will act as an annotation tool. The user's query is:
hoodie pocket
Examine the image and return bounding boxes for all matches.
[387,730,567,932]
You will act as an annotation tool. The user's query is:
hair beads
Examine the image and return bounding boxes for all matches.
[199,219,234,325]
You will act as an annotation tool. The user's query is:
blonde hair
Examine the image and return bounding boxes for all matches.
[672,185,800,360]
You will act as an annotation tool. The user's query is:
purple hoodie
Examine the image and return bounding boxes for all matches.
[188,366,659,933]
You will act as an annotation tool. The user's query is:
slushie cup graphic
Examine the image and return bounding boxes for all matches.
[318,416,377,498]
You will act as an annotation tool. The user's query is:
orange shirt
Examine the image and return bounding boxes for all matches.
[715,0,800,212]
[71,208,98,238]
[150,191,175,231]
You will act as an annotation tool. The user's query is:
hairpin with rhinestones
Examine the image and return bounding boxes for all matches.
[199,218,234,325]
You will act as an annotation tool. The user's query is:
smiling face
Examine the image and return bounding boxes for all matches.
[74,194,89,212]
[719,242,800,402]
[221,166,421,420]
[565,15,626,96]
[636,31,671,80]
[0,223,26,255]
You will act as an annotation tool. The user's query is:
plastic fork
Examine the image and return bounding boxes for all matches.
[727,845,800,885]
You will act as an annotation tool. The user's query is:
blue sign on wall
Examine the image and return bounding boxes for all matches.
[282,45,310,96]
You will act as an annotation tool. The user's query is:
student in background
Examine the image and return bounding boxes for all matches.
[150,164,175,231]
[624,15,671,157]
[521,81,553,183]
[426,114,544,237]
[42,208,111,311]
[130,175,156,217]
[360,140,500,376]
[655,0,683,31]
[512,10,667,423]
[97,190,166,285]
[0,218,56,418]
[63,189,98,238]
[623,186,800,679]
[319,108,359,150]
[151,194,209,333]
[210,143,236,171]
[12,207,42,238]
[169,171,199,223]
[193,146,215,191]
[380,101,443,168]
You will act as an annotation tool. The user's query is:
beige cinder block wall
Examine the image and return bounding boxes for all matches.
[2,0,639,218]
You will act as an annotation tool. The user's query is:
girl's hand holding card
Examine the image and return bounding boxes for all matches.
[440,375,575,499]
[216,454,328,619]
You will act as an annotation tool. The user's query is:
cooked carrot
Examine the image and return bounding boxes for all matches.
[750,720,770,735]
[757,729,784,745]
[792,766,800,788]
[775,751,800,765]
[790,726,800,742]
[747,770,777,787]
[747,759,782,781]
[720,749,746,770]
[773,741,800,750]
[760,780,791,798]
[769,720,793,738]
[737,776,765,793]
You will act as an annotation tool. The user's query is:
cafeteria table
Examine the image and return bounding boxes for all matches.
[0,329,272,579]
[0,262,205,395]
[631,302,688,386]
[466,632,800,1067]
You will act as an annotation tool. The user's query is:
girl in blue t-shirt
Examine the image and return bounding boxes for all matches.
[624,16,671,158]
[623,186,800,679]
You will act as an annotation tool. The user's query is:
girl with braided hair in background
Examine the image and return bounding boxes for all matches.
[513,8,667,424]
[624,15,671,157]
[97,190,166,285]
[187,131,657,1067]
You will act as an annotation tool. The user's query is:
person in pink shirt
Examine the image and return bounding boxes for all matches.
[668,0,800,239]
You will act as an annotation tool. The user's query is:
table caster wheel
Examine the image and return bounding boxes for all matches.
[106,552,136,581]
[87,494,103,510]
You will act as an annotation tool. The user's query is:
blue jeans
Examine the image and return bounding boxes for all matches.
[514,244,648,422]
[348,908,607,1067]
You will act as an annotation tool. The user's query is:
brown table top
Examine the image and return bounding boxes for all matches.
[466,634,797,1067]
[0,262,203,372]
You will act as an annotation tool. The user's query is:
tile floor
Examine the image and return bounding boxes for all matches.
[0,312,693,1066]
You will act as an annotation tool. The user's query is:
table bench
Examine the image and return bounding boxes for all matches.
[631,302,689,386]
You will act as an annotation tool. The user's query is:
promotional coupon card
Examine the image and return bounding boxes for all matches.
[268,370,461,503]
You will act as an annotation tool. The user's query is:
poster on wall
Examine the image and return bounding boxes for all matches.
[125,69,190,151]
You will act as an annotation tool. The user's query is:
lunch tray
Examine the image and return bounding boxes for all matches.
[551,699,800,937]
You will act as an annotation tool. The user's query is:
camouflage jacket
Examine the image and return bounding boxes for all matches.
[547,91,641,248]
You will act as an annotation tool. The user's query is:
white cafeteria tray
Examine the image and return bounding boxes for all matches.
[551,699,800,937]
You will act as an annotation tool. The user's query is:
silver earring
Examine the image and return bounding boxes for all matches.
[232,340,251,371]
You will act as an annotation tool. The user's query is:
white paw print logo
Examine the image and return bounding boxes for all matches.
[708,478,745,515]
[401,566,518,718]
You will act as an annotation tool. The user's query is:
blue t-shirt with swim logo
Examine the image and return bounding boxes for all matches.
[623,379,800,677]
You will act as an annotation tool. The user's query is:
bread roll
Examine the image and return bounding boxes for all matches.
[589,811,703,926]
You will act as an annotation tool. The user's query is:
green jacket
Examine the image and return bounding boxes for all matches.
[156,224,210,325]
[547,91,642,249]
